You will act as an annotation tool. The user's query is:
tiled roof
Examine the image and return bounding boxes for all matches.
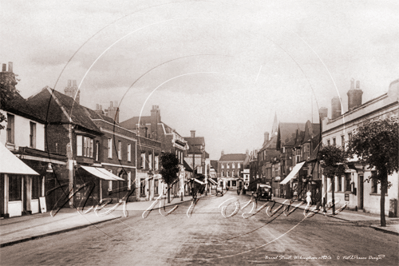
[219,153,247,161]
[4,92,46,123]
[120,116,151,129]
[27,88,101,134]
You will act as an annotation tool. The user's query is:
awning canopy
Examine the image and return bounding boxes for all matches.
[80,166,124,181]
[207,178,218,185]
[280,161,306,185]
[0,143,39,175]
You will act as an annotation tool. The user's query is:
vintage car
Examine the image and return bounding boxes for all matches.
[254,184,272,201]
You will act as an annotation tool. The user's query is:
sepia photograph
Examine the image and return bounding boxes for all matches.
[0,0,398,265]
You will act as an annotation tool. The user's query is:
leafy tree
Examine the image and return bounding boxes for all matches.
[160,152,180,203]
[317,144,347,214]
[347,117,398,226]
[0,74,19,130]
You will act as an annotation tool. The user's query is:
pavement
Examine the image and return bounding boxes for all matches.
[270,196,399,236]
[0,194,198,248]
[1,193,398,249]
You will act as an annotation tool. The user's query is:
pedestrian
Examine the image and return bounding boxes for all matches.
[306,190,312,205]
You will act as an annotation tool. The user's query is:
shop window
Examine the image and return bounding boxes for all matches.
[232,181,236,187]
[345,173,351,192]
[31,177,41,199]
[9,175,22,201]
[227,181,231,187]
[327,139,330,146]
[29,122,36,148]
[6,113,15,144]
[332,138,336,146]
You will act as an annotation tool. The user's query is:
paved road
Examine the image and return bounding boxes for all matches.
[1,191,398,265]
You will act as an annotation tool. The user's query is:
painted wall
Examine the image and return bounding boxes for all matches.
[0,110,45,151]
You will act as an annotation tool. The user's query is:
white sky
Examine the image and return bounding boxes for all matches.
[1,0,398,160]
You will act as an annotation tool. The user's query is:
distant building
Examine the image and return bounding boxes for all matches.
[120,105,188,199]
[218,151,247,190]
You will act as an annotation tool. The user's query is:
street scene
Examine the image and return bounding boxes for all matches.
[0,191,398,265]
[1,1,399,265]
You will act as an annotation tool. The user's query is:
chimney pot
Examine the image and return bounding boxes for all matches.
[190,130,195,138]
[350,78,355,90]
[8,62,13,73]
[96,104,100,110]
[356,80,360,89]
[2,64,6,72]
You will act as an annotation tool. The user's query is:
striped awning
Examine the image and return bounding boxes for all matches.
[0,143,39,175]
[80,166,124,181]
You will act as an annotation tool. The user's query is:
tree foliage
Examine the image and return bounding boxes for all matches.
[317,144,347,179]
[347,117,398,180]
[159,152,180,185]
[347,117,398,226]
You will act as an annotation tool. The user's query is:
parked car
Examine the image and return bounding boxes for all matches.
[255,184,272,201]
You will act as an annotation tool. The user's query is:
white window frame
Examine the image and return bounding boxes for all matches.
[149,153,153,170]
[141,153,146,169]
[127,144,131,162]
[155,155,159,170]
[96,141,99,161]
[128,172,131,190]
[108,138,112,158]
[118,140,122,160]
[76,135,83,156]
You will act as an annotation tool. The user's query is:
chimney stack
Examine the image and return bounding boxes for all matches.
[0,61,17,90]
[190,130,196,138]
[319,107,328,120]
[331,97,341,120]
[221,150,224,156]
[347,79,363,111]
[64,79,80,104]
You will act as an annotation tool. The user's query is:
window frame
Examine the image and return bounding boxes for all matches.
[6,113,15,144]
[29,122,36,148]
[107,138,112,158]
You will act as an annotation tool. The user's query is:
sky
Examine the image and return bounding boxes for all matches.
[1,0,398,160]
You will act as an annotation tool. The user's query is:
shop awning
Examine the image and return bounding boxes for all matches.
[280,161,306,185]
[0,143,39,175]
[207,178,218,185]
[80,166,124,181]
